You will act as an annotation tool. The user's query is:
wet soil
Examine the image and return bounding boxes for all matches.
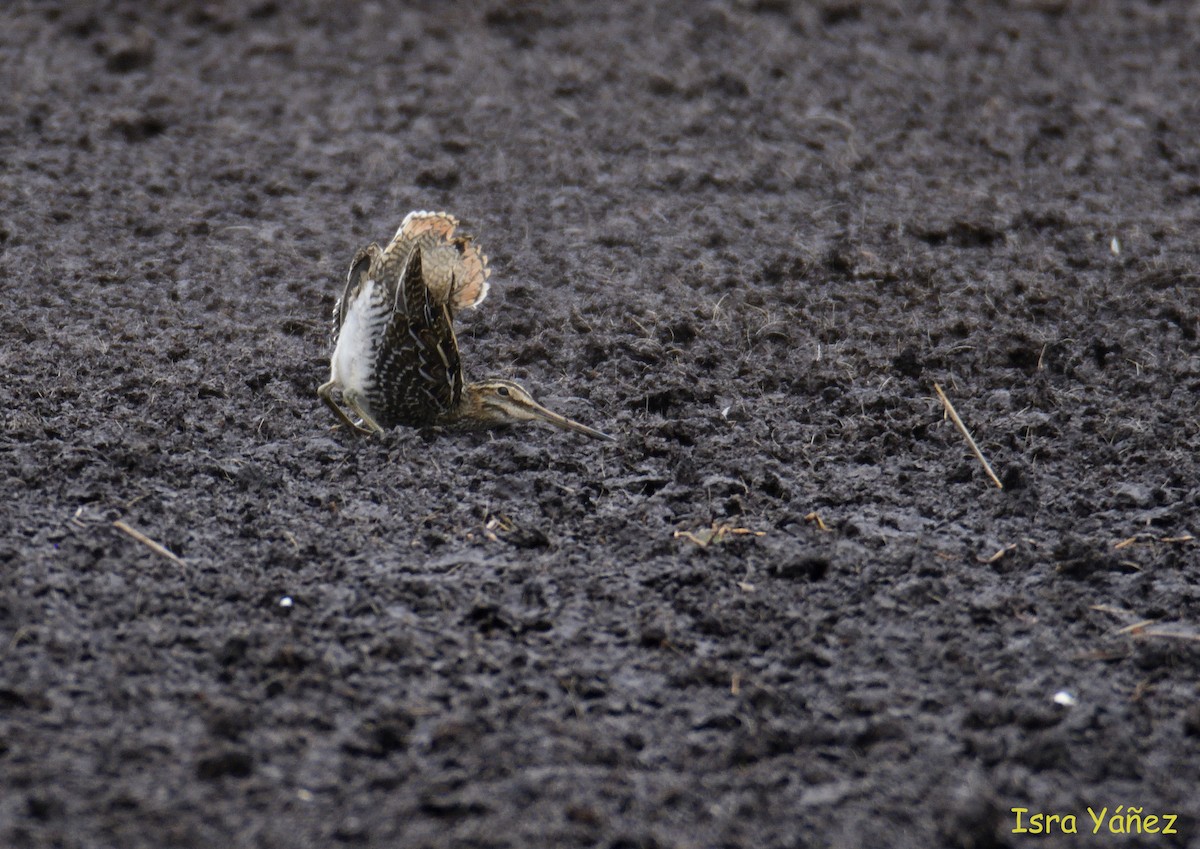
[3,1,1200,847]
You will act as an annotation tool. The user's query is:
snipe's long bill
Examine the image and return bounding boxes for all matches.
[318,210,614,442]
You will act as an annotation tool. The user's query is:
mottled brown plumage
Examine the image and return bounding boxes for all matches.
[318,211,613,441]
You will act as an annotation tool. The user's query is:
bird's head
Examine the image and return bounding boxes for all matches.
[463,379,615,441]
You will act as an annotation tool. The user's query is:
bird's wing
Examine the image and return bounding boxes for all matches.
[394,210,459,242]
[375,247,463,423]
[385,212,491,312]
[332,243,380,347]
[441,238,491,311]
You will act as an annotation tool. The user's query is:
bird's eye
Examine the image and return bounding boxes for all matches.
[496,386,510,397]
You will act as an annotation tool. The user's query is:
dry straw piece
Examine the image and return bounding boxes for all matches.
[113,520,186,565]
[934,383,1003,490]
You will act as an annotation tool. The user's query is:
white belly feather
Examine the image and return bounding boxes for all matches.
[330,278,385,414]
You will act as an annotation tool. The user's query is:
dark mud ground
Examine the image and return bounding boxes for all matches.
[3,1,1200,847]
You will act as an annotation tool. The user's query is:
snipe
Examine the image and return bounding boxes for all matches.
[318,211,613,441]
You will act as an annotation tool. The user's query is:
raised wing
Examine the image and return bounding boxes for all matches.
[425,239,490,310]
[332,243,381,348]
[372,247,464,426]
[384,211,491,312]
[395,210,459,242]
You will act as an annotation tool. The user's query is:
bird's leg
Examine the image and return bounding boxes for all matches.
[318,381,376,436]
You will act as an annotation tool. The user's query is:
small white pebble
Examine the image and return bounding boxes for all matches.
[279,596,294,608]
[1110,236,1121,255]
[296,788,314,802]
[1052,690,1076,707]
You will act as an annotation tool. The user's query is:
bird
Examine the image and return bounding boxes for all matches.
[318,211,614,442]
